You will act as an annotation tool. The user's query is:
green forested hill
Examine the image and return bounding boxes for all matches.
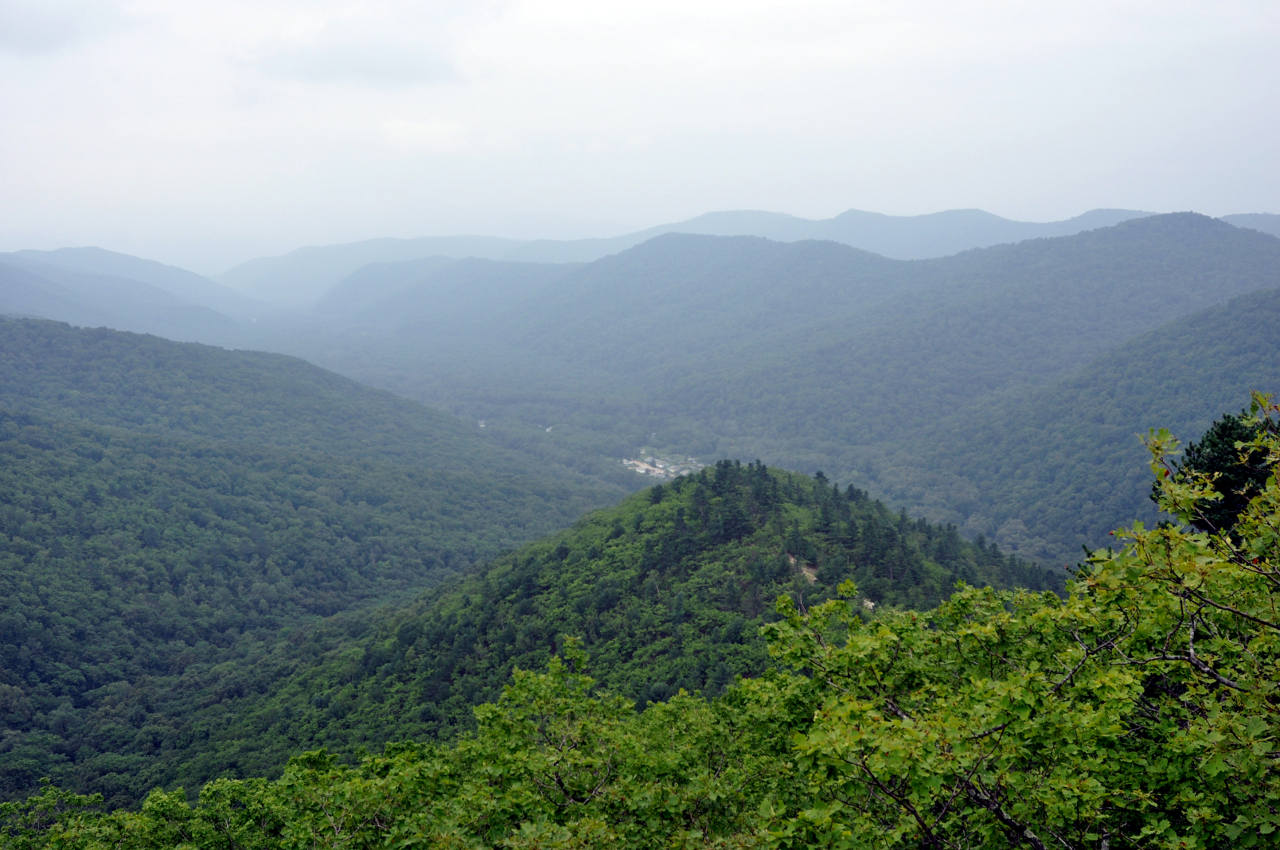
[0,318,627,804]
[0,318,506,469]
[7,400,1279,849]
[866,285,1280,562]
[613,214,1280,449]
[196,461,1055,779]
[0,317,628,490]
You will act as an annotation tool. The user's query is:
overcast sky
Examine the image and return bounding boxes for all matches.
[1,0,1276,273]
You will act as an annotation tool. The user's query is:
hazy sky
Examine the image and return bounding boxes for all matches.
[2,0,1276,273]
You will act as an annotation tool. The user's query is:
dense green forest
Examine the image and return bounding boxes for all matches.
[185,460,1054,776]
[0,316,610,489]
[0,374,1052,804]
[868,284,1280,562]
[0,318,1051,807]
[5,397,1278,848]
[0,319,628,804]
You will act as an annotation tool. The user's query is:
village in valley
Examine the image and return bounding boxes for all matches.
[621,451,705,480]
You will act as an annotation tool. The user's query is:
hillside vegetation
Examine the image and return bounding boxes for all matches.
[869,284,1280,560]
[0,319,627,804]
[194,460,1054,773]
[6,397,1278,849]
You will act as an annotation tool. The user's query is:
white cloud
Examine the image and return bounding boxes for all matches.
[0,0,131,54]
[254,14,462,88]
[381,117,469,152]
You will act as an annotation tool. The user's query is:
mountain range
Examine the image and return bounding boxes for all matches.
[210,208,1280,306]
[252,212,1280,563]
[4,209,1279,565]
[205,206,1169,305]
[3,203,1280,813]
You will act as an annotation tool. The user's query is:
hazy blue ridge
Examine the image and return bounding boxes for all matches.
[247,213,1280,566]
[215,206,1157,305]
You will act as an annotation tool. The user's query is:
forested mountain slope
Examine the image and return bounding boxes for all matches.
[553,213,1276,397]
[0,317,616,488]
[645,213,1280,469]
[193,461,1055,786]
[0,259,243,345]
[311,257,578,328]
[3,248,263,322]
[9,399,1279,849]
[866,285,1280,562]
[0,325,1052,806]
[217,235,526,306]
[265,214,1280,562]
[0,319,627,804]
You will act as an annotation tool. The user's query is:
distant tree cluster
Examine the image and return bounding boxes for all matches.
[1159,407,1278,534]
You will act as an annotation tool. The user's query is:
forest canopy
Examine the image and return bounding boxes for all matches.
[5,395,1278,848]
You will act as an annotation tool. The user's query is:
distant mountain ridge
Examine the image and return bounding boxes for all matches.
[313,256,578,324]
[217,235,527,307]
[0,247,268,346]
[0,259,242,345]
[503,206,1153,265]
[215,207,1157,305]
[5,247,265,321]
[1222,212,1280,239]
